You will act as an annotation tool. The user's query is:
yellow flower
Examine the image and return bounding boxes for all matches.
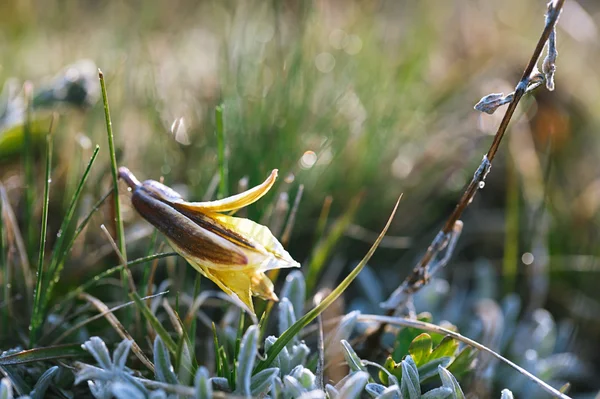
[119,167,300,315]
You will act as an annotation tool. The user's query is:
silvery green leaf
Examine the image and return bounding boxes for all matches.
[297,390,326,399]
[422,387,453,399]
[280,270,306,319]
[83,337,112,370]
[112,340,133,371]
[30,366,58,399]
[111,381,146,399]
[250,368,279,397]
[289,366,316,390]
[377,385,401,399]
[264,336,282,370]
[0,378,13,399]
[278,298,297,340]
[283,376,305,397]
[149,390,168,399]
[288,343,310,369]
[122,373,149,395]
[500,389,514,399]
[210,377,230,392]
[418,357,452,382]
[178,339,195,386]
[265,335,292,374]
[438,366,465,399]
[337,371,369,399]
[75,364,113,384]
[153,336,178,385]
[271,377,284,399]
[340,340,367,372]
[401,356,421,399]
[325,384,338,399]
[237,325,259,396]
[195,367,212,399]
[88,380,111,399]
[365,383,386,398]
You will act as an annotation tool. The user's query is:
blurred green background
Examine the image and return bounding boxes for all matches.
[1,0,599,395]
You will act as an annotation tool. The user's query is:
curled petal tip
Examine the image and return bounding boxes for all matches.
[118,167,141,189]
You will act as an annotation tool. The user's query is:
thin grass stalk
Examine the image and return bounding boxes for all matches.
[42,145,100,309]
[54,251,177,310]
[98,69,130,324]
[188,274,202,351]
[22,82,35,262]
[215,105,228,199]
[51,292,167,345]
[29,115,56,346]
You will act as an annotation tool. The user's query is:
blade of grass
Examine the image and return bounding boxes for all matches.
[254,195,401,373]
[42,145,100,309]
[187,274,202,351]
[51,292,167,345]
[212,323,222,377]
[58,188,113,264]
[0,343,86,366]
[55,252,177,310]
[130,291,177,354]
[22,82,34,263]
[98,69,129,322]
[29,114,56,346]
[215,104,228,199]
[140,230,158,297]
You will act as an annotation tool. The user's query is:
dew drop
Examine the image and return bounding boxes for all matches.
[478,181,485,189]
[300,151,317,169]
[521,252,534,265]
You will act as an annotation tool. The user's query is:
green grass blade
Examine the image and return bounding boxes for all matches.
[254,196,401,373]
[99,70,126,261]
[98,70,130,318]
[130,291,177,353]
[42,145,100,308]
[0,343,86,366]
[55,252,177,310]
[22,83,35,263]
[29,118,55,346]
[187,274,202,352]
[215,104,228,199]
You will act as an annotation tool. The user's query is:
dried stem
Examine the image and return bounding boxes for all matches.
[382,0,565,311]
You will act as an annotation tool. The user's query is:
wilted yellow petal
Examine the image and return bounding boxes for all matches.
[209,213,299,271]
[251,272,278,301]
[191,263,255,314]
[171,170,278,213]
